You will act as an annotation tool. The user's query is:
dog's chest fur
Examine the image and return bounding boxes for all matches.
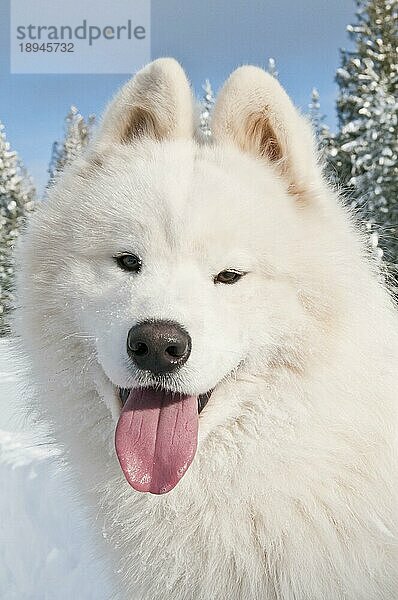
[86,376,397,600]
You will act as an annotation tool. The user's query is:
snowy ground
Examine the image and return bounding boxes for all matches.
[0,339,113,599]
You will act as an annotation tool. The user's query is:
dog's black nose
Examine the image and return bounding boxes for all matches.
[127,320,192,374]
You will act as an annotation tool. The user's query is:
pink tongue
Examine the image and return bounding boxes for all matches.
[115,388,198,494]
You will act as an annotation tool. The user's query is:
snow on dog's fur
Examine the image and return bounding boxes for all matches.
[14,59,398,598]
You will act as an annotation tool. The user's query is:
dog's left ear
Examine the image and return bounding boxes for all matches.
[212,66,321,197]
[94,58,194,149]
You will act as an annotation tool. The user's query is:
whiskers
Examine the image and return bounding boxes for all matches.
[61,330,97,343]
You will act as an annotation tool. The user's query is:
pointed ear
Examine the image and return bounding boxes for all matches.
[212,66,320,197]
[94,58,194,149]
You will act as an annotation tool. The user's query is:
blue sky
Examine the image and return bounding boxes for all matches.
[0,0,355,194]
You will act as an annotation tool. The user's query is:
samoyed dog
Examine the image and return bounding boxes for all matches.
[14,58,398,599]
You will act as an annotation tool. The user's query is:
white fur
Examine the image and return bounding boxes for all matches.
[14,58,398,599]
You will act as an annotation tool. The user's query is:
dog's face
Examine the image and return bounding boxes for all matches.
[68,141,300,398]
[17,59,329,494]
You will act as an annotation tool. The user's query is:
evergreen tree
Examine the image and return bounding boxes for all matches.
[199,79,215,138]
[308,88,335,152]
[0,121,35,334]
[267,57,279,79]
[47,106,95,188]
[334,0,398,265]
[308,88,340,184]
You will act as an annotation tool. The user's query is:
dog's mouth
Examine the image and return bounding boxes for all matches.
[118,387,212,414]
[115,386,213,495]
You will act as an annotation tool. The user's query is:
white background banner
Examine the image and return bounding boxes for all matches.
[10,0,151,74]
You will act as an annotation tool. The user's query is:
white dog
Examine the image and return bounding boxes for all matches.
[14,58,398,599]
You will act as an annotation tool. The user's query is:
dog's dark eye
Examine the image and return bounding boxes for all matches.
[115,253,142,273]
[214,270,246,285]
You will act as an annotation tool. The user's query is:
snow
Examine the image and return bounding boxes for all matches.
[0,339,113,599]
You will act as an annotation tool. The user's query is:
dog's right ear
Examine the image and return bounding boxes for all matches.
[94,58,194,149]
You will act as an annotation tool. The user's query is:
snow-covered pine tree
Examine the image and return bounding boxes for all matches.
[0,121,35,334]
[267,58,279,79]
[308,88,336,152]
[334,0,398,266]
[308,88,340,182]
[47,106,95,188]
[199,79,215,138]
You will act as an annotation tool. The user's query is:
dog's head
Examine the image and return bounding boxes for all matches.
[17,59,344,494]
